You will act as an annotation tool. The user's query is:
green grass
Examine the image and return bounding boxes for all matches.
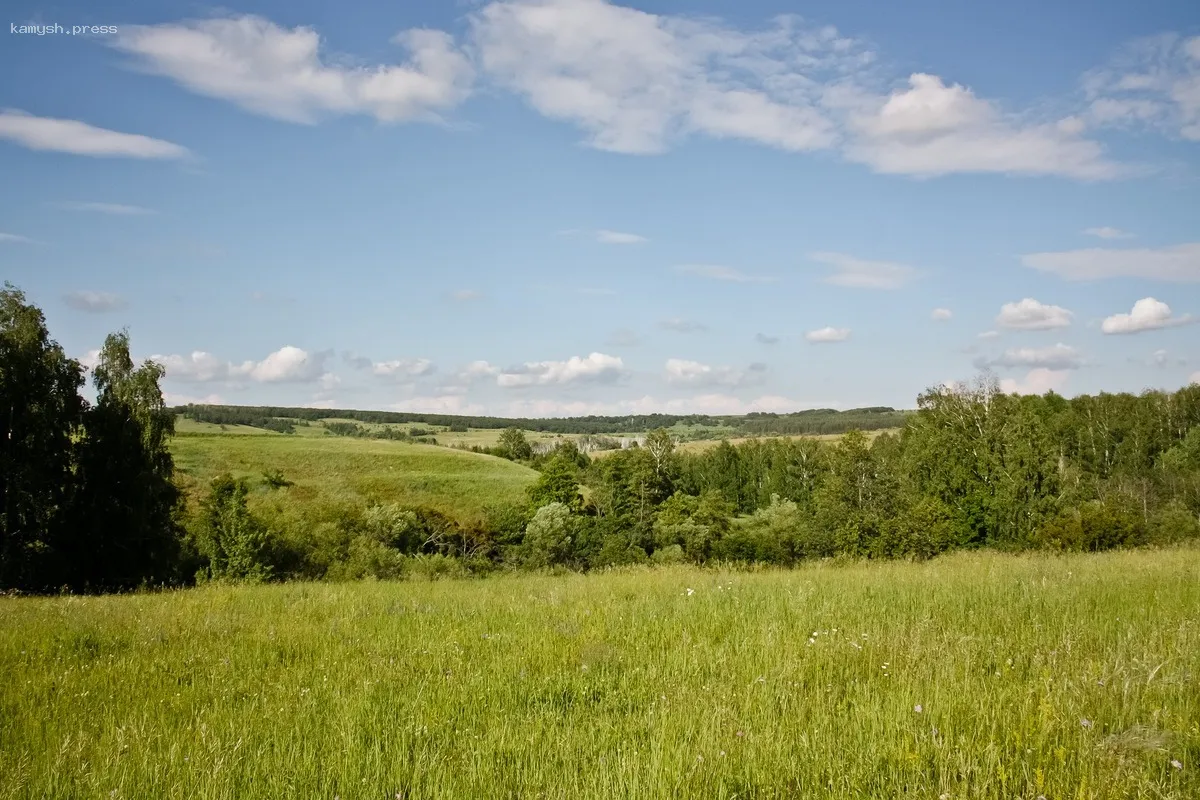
[2,548,1197,798]
[170,434,538,526]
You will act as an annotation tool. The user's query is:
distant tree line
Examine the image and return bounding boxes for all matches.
[174,403,909,437]
[323,421,436,443]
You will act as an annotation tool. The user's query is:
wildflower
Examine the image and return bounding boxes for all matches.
[736,730,745,738]
[808,637,816,645]
[686,588,694,596]
[719,750,726,757]
[914,704,923,713]
[1171,759,1183,770]
[1081,719,1092,729]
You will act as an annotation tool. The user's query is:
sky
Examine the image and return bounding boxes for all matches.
[2,0,1199,417]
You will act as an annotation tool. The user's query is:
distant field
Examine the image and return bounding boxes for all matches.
[673,428,900,453]
[3,547,1197,798]
[170,433,538,525]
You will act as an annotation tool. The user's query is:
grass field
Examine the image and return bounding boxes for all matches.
[170,434,538,526]
[2,548,1196,798]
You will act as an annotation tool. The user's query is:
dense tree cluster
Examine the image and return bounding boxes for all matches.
[1,287,181,592]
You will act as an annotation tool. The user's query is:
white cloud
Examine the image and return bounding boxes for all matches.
[371,358,436,378]
[235,346,331,382]
[996,298,1074,330]
[1083,226,1133,239]
[1083,34,1200,141]
[1101,297,1194,334]
[978,330,1000,339]
[391,395,486,415]
[468,0,845,155]
[1191,371,1200,386]
[496,351,625,387]
[111,16,474,124]
[674,264,774,283]
[504,392,834,417]
[56,201,156,215]
[152,346,332,384]
[837,73,1119,179]
[1000,368,1070,396]
[450,289,483,301]
[931,307,953,321]
[663,358,762,388]
[151,351,235,383]
[595,229,647,244]
[805,326,850,343]
[810,252,919,289]
[1022,243,1200,282]
[63,291,127,313]
[163,392,224,406]
[460,360,501,380]
[660,317,707,333]
[0,232,34,243]
[0,110,189,159]
[977,343,1083,370]
[77,349,102,371]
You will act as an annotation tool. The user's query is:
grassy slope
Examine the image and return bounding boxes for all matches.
[170,433,539,525]
[2,548,1197,798]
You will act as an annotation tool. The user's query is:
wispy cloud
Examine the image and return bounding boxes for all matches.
[674,264,775,283]
[55,201,156,215]
[659,317,708,334]
[63,291,127,313]
[0,232,34,244]
[450,289,483,301]
[595,229,647,244]
[0,110,189,158]
[1023,243,1200,282]
[1083,226,1134,239]
[811,252,919,289]
[805,326,851,343]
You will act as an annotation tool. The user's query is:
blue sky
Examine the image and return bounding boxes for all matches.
[2,0,1199,416]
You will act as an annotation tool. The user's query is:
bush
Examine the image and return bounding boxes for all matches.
[1034,502,1149,552]
[519,503,577,568]
[1147,502,1200,546]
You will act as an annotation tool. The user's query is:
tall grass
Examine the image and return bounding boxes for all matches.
[2,548,1197,798]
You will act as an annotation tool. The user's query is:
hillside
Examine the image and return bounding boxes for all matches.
[170,433,540,528]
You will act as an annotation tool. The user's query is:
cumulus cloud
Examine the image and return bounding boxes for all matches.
[56,201,156,215]
[151,345,333,384]
[1000,368,1070,396]
[1083,226,1133,239]
[466,1,1119,178]
[1022,243,1200,282]
[496,352,625,387]
[459,360,501,380]
[674,264,774,283]
[111,16,474,124]
[931,307,953,321]
[836,73,1119,179]
[1082,34,1200,141]
[0,110,188,159]
[755,333,779,345]
[663,358,763,388]
[371,358,436,379]
[1100,297,1194,334]
[469,0,842,155]
[503,393,835,418]
[811,252,919,289]
[996,298,1074,330]
[659,317,708,333]
[63,291,127,313]
[975,343,1083,370]
[805,326,850,343]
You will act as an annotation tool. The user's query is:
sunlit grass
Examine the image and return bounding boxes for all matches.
[2,547,1197,798]
[170,434,538,526]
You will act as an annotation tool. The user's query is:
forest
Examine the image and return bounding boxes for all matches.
[176,401,909,436]
[3,284,1200,592]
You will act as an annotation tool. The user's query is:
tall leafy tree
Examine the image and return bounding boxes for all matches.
[66,331,182,590]
[0,285,86,590]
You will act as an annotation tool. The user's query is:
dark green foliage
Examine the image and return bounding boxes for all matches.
[175,403,907,436]
[497,427,533,461]
[527,451,582,509]
[262,469,293,489]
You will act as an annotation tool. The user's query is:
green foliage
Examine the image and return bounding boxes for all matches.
[498,427,533,461]
[519,503,577,568]
[198,475,272,582]
[527,451,582,509]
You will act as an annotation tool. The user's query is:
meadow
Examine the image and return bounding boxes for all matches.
[2,547,1197,799]
[170,432,539,527]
